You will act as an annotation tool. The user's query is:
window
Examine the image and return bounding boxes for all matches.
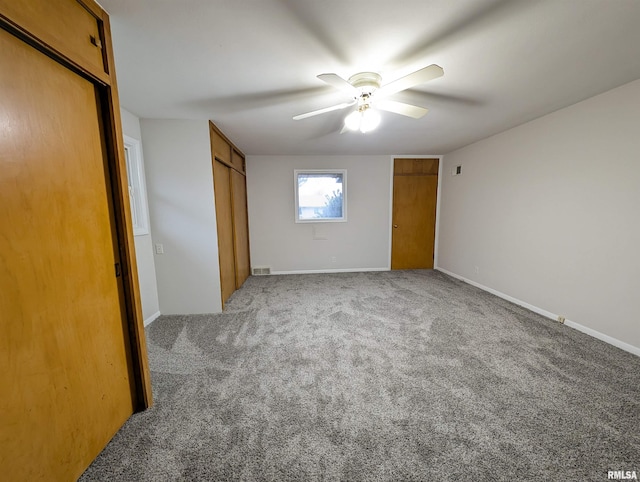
[123,135,150,236]
[294,169,346,223]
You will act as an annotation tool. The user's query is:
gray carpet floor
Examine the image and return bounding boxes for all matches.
[81,270,640,481]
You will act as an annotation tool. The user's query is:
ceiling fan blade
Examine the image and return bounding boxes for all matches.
[376,64,444,98]
[293,100,356,120]
[317,73,357,94]
[376,100,428,119]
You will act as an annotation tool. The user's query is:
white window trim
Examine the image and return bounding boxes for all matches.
[294,169,347,223]
[123,135,150,236]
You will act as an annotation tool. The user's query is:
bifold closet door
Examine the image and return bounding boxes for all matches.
[0,26,135,480]
[231,169,250,288]
[213,159,237,305]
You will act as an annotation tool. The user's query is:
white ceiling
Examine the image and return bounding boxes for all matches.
[99,0,640,156]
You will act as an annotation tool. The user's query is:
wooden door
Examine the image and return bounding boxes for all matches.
[0,27,136,480]
[210,122,251,306]
[231,169,251,288]
[213,159,237,305]
[391,158,439,269]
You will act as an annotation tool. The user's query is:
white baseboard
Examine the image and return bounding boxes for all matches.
[270,267,389,275]
[144,311,161,327]
[436,267,640,357]
[563,320,640,357]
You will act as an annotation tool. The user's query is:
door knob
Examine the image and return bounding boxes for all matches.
[393,224,398,228]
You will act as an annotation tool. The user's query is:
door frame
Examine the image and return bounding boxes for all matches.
[0,5,153,409]
[388,155,444,270]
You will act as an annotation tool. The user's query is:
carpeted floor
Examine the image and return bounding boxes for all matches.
[81,270,640,481]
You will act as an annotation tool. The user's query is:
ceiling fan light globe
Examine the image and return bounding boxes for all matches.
[360,108,381,133]
[344,110,361,131]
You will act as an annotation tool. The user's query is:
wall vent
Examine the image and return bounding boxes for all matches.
[252,267,271,276]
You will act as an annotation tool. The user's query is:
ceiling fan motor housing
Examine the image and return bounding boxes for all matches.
[348,72,382,95]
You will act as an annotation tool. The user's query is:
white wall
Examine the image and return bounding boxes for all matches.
[438,79,640,352]
[140,119,222,314]
[247,155,391,273]
[120,108,160,324]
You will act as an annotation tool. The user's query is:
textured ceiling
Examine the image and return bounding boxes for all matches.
[99,0,640,155]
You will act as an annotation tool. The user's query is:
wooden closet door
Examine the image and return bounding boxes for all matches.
[0,27,135,480]
[213,159,237,305]
[231,169,251,288]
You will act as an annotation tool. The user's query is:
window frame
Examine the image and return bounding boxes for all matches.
[123,135,150,236]
[294,169,347,223]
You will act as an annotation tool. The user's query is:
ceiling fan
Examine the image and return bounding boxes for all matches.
[293,64,444,133]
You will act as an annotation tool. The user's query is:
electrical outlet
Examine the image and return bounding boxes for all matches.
[474,266,479,275]
[155,243,164,255]
[557,315,565,324]
[331,256,337,264]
